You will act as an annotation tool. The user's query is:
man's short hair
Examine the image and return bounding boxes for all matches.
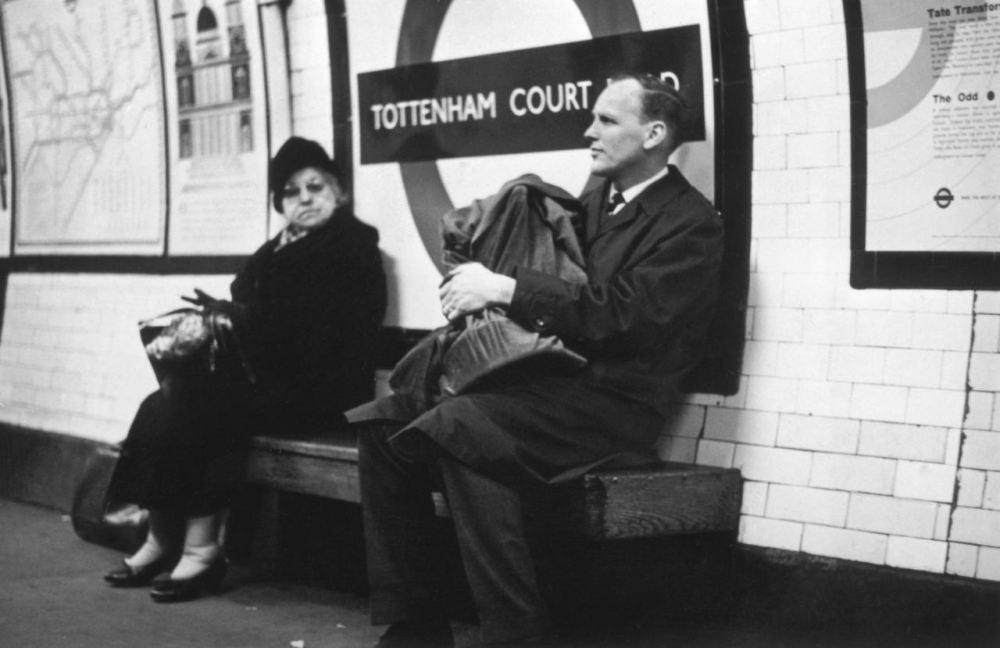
[609,72,689,152]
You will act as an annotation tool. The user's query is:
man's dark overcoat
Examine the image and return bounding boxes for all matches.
[364,166,724,485]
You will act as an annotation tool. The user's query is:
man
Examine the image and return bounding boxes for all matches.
[358,72,724,647]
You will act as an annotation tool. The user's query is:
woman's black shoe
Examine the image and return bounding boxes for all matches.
[149,558,227,603]
[103,555,175,588]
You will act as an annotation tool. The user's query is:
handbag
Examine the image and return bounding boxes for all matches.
[139,307,236,383]
[70,444,148,553]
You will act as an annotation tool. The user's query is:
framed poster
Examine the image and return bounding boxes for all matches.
[848,0,1000,288]
[2,0,167,255]
[158,0,271,255]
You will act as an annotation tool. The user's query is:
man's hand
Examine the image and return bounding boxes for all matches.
[439,262,515,321]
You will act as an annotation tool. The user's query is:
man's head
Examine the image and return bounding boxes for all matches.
[584,72,687,190]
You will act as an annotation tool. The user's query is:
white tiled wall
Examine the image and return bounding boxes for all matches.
[0,0,998,582]
[0,273,231,442]
[664,0,1000,582]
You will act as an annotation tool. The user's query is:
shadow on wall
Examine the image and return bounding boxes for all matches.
[379,251,400,328]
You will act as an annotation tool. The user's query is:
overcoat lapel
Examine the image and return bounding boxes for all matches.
[582,166,692,246]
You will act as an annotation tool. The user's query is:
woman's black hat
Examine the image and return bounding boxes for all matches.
[269,136,343,213]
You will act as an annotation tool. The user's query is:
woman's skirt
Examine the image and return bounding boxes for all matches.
[108,372,256,516]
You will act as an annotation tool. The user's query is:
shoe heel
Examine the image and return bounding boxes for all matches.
[204,559,227,593]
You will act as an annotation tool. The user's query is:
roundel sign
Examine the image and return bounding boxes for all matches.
[359,0,708,273]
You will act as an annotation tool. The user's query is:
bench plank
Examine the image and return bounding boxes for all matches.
[246,434,742,541]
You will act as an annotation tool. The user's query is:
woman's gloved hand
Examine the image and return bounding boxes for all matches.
[181,288,239,319]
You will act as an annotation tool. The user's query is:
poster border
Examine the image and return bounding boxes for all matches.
[4,0,168,254]
[0,3,13,259]
[0,0,270,271]
[846,0,1000,289]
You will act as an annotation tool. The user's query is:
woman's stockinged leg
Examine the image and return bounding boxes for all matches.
[170,511,225,580]
[125,509,181,569]
[104,508,182,587]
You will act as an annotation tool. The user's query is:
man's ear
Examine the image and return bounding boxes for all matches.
[643,120,668,150]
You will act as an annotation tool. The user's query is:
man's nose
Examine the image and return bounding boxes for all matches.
[583,119,597,141]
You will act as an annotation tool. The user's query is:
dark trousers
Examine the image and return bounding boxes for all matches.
[358,425,553,644]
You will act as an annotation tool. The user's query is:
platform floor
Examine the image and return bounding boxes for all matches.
[0,498,993,648]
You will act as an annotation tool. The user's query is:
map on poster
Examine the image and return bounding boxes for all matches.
[3,0,166,254]
[863,0,1000,252]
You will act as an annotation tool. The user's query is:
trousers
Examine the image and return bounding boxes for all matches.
[358,424,554,644]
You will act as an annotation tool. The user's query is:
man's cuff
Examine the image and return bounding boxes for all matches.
[509,267,571,333]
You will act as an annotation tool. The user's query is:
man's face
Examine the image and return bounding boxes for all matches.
[584,79,649,185]
[280,167,341,231]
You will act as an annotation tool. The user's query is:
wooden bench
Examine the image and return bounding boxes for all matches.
[246,429,742,541]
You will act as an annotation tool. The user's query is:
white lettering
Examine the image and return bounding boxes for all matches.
[509,88,527,116]
[577,80,592,109]
[545,84,564,112]
[382,102,398,129]
[526,86,545,114]
[564,83,579,110]
[463,94,478,120]
[478,92,497,119]
[432,97,448,123]
[447,95,463,121]
[370,103,383,130]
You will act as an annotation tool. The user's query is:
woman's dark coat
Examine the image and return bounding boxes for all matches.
[111,211,386,513]
[232,211,386,431]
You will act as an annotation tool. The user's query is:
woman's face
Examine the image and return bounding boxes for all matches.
[280,167,342,231]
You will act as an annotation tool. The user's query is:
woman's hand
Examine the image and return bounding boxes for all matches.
[181,288,238,319]
[438,263,515,321]
[180,288,220,308]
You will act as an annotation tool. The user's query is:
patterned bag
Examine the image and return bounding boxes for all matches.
[139,308,235,382]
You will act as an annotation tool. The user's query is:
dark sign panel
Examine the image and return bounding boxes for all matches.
[357,26,704,164]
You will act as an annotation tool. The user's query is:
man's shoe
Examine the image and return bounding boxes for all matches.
[375,619,454,647]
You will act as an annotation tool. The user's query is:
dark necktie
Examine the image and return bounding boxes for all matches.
[606,192,624,215]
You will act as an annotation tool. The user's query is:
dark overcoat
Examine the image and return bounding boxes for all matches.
[358,167,723,486]
[232,210,387,430]
[111,211,386,513]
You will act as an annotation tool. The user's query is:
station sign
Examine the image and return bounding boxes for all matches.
[357,25,705,164]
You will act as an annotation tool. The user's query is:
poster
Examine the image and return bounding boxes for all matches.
[159,0,270,255]
[2,0,166,255]
[862,0,1000,253]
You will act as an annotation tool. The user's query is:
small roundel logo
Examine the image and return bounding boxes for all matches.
[933,187,953,209]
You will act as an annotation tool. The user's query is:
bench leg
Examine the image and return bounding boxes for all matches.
[247,488,283,578]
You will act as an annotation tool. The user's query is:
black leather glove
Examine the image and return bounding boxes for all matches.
[181,288,238,319]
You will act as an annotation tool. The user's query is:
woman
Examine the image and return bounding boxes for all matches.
[104,136,386,602]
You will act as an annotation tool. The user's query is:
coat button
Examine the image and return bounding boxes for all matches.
[534,317,548,329]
